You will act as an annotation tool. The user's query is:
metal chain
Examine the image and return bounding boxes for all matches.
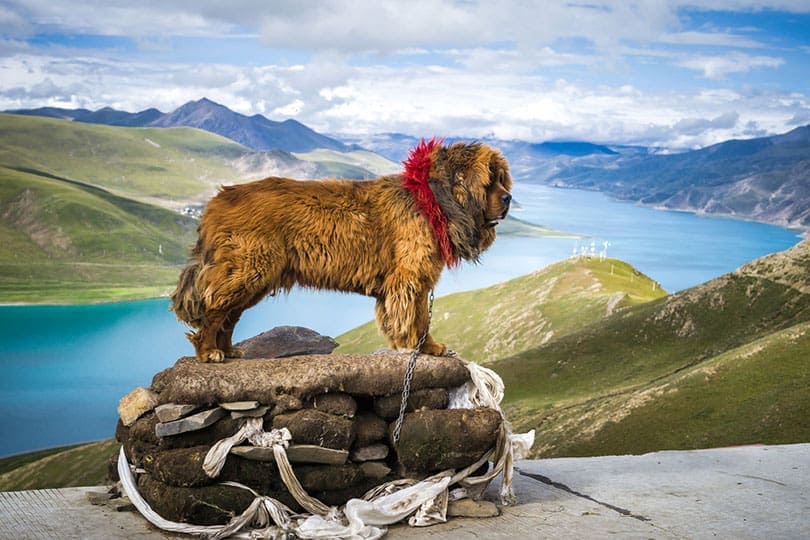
[392,289,435,445]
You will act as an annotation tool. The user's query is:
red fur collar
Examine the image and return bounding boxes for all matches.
[402,138,458,268]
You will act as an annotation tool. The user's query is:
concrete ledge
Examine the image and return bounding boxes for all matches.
[2,444,807,539]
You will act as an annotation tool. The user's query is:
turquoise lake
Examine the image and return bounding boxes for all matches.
[0,184,802,457]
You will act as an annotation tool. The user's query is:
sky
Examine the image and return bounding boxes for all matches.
[0,1,809,150]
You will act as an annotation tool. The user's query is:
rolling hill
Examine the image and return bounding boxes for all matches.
[0,113,389,302]
[337,256,667,362]
[0,165,198,302]
[498,239,810,457]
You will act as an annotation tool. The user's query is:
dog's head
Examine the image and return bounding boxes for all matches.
[429,142,513,262]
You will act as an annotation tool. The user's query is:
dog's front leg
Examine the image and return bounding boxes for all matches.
[381,284,448,356]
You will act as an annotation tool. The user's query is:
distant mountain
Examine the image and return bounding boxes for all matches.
[342,132,632,182]
[548,125,810,230]
[497,239,810,457]
[8,98,353,153]
[149,98,353,153]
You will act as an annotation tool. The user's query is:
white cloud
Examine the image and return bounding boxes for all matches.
[0,1,807,150]
[678,52,785,79]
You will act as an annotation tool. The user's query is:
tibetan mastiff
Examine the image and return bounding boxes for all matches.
[171,139,512,362]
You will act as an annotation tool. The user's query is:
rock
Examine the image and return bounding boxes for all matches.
[155,407,226,438]
[310,392,357,417]
[394,409,502,472]
[118,414,160,466]
[231,405,269,418]
[118,387,159,426]
[86,491,113,505]
[137,474,255,525]
[374,387,449,419]
[272,409,355,450]
[350,444,389,462]
[161,416,244,450]
[447,499,500,518]
[359,461,391,480]
[144,446,211,488]
[220,401,260,411]
[294,464,363,491]
[353,412,387,447]
[235,326,338,359]
[155,403,197,423]
[151,354,470,406]
[230,444,349,465]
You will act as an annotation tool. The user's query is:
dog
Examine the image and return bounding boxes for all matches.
[170,139,512,362]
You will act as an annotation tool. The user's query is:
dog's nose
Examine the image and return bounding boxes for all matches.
[502,193,512,205]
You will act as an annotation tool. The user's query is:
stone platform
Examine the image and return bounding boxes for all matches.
[2,444,808,539]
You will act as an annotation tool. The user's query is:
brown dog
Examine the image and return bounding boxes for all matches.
[171,139,512,362]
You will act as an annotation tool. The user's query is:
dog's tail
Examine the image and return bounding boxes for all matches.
[170,244,206,328]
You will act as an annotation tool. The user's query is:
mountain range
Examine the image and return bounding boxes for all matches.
[11,99,808,231]
[546,126,810,230]
[8,98,353,153]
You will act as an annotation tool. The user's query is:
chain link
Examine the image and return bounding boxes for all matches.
[392,290,435,445]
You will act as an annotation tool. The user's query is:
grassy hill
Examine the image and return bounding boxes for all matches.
[0,113,386,302]
[0,166,199,302]
[0,113,248,207]
[0,440,117,491]
[498,239,810,457]
[337,256,666,362]
[293,149,400,177]
[0,113,383,209]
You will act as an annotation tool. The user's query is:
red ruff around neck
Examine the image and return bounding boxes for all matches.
[402,138,458,268]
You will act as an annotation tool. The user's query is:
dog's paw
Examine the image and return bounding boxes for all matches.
[420,341,449,357]
[225,346,244,359]
[201,349,225,363]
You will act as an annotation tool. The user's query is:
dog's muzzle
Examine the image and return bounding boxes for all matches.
[485,193,511,227]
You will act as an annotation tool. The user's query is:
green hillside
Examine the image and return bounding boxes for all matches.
[293,149,400,176]
[0,439,117,491]
[0,113,385,302]
[0,113,248,206]
[0,166,197,302]
[337,256,666,362]
[498,239,810,457]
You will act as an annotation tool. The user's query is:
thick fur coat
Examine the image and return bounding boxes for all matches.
[171,141,512,362]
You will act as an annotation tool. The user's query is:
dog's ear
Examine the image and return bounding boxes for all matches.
[489,151,511,192]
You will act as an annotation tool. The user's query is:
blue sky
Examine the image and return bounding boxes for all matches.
[0,1,808,149]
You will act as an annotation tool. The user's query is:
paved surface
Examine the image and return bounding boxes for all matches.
[1,444,807,539]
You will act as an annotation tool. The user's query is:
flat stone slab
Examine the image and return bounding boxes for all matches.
[220,401,261,411]
[154,407,225,438]
[230,444,349,465]
[230,405,269,418]
[5,444,808,539]
[154,403,197,423]
[151,354,470,406]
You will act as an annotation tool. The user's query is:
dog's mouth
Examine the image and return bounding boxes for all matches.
[484,208,510,228]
